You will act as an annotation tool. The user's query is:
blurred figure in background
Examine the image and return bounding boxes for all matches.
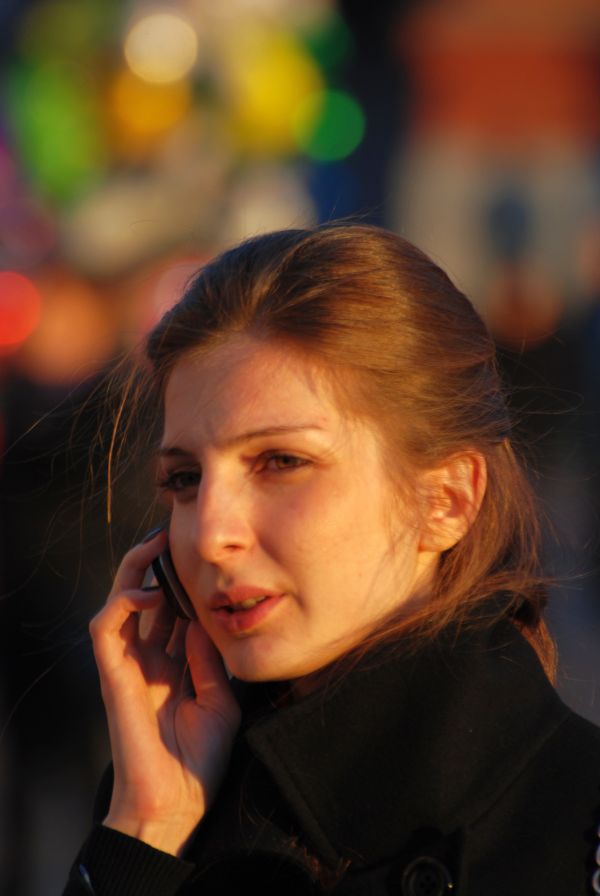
[391,0,600,321]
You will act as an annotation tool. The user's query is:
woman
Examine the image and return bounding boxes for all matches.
[64,225,600,895]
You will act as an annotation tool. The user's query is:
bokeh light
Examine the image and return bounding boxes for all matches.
[61,152,228,279]
[15,271,116,384]
[223,26,323,155]
[124,12,198,84]
[137,257,205,336]
[107,69,192,159]
[299,8,353,74]
[222,165,316,244]
[0,272,43,350]
[5,60,106,202]
[293,88,365,161]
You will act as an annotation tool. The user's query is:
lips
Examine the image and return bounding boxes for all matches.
[209,586,281,611]
[209,586,285,634]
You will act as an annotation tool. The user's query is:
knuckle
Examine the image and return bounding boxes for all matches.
[88,607,107,639]
[123,542,143,562]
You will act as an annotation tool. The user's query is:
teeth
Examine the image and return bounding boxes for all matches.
[219,595,269,613]
[238,596,267,610]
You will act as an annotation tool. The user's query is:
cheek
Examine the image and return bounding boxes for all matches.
[257,496,321,560]
[167,509,197,577]
[269,488,372,568]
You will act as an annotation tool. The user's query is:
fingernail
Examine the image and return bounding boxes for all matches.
[142,526,165,543]
[141,584,161,592]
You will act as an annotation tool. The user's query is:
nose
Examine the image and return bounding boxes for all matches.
[193,474,254,564]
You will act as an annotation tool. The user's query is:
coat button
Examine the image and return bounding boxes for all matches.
[401,857,454,896]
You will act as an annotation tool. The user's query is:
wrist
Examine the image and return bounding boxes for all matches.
[103,810,202,858]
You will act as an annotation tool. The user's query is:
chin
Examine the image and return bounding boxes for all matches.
[223,651,296,683]
[220,640,335,686]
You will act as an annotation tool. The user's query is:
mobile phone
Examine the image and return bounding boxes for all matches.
[151,549,196,620]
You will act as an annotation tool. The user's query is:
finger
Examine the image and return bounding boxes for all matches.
[139,591,177,648]
[185,623,240,723]
[167,617,189,661]
[90,589,162,674]
[110,529,168,596]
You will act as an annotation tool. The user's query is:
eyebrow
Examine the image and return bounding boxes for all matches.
[158,424,325,458]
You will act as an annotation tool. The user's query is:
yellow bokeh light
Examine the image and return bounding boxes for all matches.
[124,12,198,84]
[222,26,323,155]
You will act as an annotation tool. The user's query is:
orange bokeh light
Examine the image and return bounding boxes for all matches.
[107,68,192,159]
[0,271,42,348]
[15,270,117,384]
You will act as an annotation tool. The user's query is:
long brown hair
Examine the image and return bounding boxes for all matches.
[128,224,554,676]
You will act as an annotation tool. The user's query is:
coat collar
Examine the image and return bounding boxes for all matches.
[243,616,568,871]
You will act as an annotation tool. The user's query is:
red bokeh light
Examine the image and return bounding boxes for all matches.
[0,271,42,348]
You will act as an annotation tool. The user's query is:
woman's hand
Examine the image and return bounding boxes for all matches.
[90,530,241,857]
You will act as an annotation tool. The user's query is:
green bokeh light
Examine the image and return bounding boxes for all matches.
[293,89,365,162]
[6,61,107,204]
[300,10,353,75]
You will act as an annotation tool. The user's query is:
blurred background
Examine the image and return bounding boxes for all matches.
[0,0,599,892]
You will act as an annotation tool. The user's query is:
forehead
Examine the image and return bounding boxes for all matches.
[162,336,343,443]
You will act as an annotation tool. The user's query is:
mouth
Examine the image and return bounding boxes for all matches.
[210,590,285,634]
[220,595,270,614]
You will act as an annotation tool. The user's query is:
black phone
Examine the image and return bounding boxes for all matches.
[151,549,196,620]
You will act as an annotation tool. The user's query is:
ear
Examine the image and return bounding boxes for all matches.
[417,451,487,553]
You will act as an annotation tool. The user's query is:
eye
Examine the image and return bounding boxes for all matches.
[259,452,309,473]
[157,469,200,493]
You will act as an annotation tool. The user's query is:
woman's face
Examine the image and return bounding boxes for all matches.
[159,336,437,684]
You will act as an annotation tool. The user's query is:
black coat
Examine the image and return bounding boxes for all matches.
[65,614,600,896]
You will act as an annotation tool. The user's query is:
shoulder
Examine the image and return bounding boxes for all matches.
[464,702,600,894]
